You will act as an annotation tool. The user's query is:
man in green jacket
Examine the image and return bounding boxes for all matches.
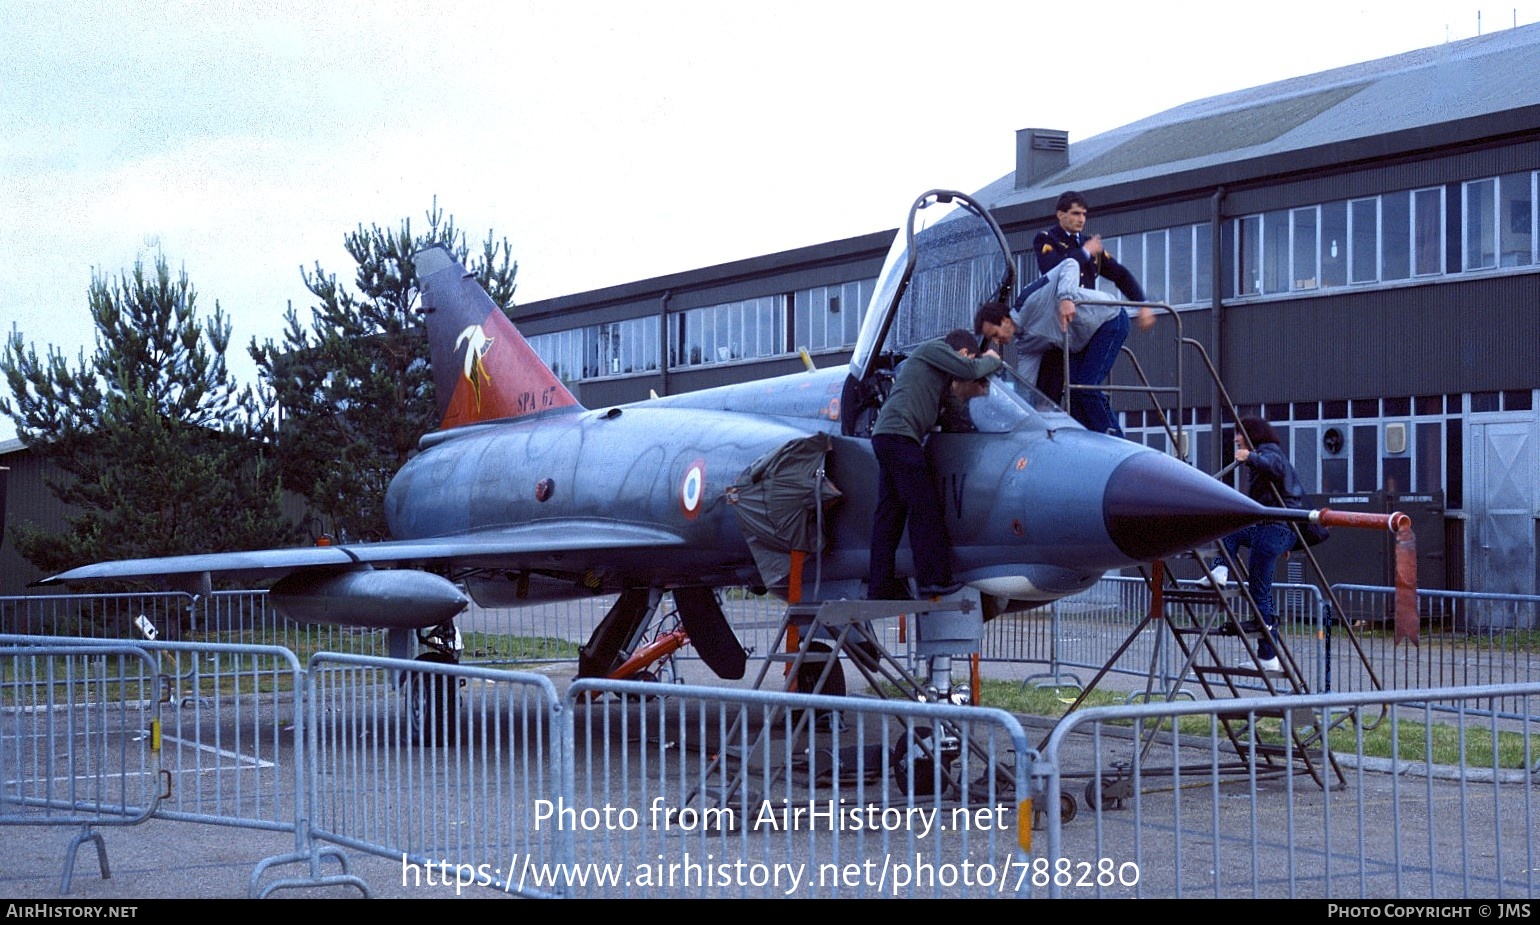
[867,329,1001,599]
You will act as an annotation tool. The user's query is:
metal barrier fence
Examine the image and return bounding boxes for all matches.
[0,644,164,895]
[5,632,1540,899]
[270,652,569,899]
[988,576,1325,697]
[0,591,391,660]
[2,592,198,640]
[8,581,1537,697]
[1330,585,1540,711]
[0,644,164,827]
[1,634,308,832]
[1003,578,1540,723]
[561,679,1033,899]
[1035,682,1540,899]
[0,589,793,676]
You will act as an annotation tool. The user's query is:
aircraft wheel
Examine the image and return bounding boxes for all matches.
[406,652,458,747]
[890,726,952,797]
[1030,791,1077,829]
[796,642,846,696]
[1084,778,1124,811]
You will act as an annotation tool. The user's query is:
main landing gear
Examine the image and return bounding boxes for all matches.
[403,621,463,746]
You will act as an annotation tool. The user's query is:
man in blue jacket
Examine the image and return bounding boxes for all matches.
[1024,191,1151,436]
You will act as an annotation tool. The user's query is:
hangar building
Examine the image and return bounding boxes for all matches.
[511,24,1540,597]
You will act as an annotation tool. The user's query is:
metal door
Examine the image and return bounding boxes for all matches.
[1467,416,1536,599]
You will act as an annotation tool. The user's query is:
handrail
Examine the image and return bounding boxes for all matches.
[1048,299,1406,728]
[1057,298,1185,448]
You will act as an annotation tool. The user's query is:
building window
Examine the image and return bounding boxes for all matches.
[1349,197,1378,283]
[1413,187,1444,276]
[793,278,874,353]
[669,295,789,369]
[1500,171,1535,267]
[1464,172,1535,271]
[1142,229,1167,304]
[1237,214,1262,296]
[1236,186,1446,294]
[528,328,582,383]
[1291,206,1319,291]
[1101,235,1142,298]
[1051,222,1209,308]
[1262,209,1290,293]
[1320,200,1348,288]
[1465,177,1498,270]
[529,317,660,382]
[1168,226,1193,305]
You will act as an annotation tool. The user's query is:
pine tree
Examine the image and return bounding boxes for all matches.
[0,254,297,574]
[251,202,517,542]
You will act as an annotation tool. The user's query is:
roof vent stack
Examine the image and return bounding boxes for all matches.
[1015,128,1069,190]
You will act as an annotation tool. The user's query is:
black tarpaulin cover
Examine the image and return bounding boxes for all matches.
[727,433,841,591]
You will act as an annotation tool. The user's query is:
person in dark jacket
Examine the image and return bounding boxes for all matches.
[867,329,1000,599]
[1198,416,1303,674]
[1027,191,1151,436]
[1033,191,1146,297]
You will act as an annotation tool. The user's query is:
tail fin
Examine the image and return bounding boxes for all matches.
[414,244,582,429]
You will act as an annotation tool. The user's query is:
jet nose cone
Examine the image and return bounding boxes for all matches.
[1103,451,1268,561]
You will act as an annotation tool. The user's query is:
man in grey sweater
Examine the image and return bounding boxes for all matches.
[975,260,1153,436]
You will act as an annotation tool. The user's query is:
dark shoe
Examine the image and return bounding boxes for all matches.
[916,581,964,598]
[1217,618,1265,636]
[866,579,913,601]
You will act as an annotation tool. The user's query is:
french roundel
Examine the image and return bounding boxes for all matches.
[679,459,706,520]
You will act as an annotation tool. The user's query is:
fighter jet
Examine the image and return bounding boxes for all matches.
[43,190,1302,680]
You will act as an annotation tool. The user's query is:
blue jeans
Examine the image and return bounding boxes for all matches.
[1036,309,1129,437]
[1217,522,1295,661]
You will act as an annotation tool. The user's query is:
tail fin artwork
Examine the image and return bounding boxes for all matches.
[414,244,582,429]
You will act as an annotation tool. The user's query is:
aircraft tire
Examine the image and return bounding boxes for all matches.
[890,726,951,797]
[1084,778,1124,811]
[1030,791,1078,829]
[406,652,459,747]
[796,642,846,696]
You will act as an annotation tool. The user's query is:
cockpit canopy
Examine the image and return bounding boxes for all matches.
[843,189,1080,438]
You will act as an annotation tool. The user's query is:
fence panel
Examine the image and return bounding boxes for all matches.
[1331,586,1540,715]
[295,652,568,898]
[561,679,1033,899]
[988,577,1323,697]
[1,634,305,833]
[1035,683,1540,898]
[1,644,163,827]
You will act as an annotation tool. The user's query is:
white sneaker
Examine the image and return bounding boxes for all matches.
[1195,565,1229,589]
[1253,655,1283,674]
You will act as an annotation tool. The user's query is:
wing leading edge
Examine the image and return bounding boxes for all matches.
[41,521,689,586]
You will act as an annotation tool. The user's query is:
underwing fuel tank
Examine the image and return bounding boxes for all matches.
[268,568,468,629]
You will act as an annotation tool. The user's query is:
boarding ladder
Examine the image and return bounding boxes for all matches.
[1040,298,1399,795]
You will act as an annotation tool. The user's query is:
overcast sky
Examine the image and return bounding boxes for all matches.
[3,0,1536,443]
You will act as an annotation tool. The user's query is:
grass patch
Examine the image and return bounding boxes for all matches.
[964,677,1533,770]
[974,679,1127,716]
[462,631,579,662]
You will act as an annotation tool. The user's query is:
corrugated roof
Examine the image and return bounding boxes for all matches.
[983,23,1540,210]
